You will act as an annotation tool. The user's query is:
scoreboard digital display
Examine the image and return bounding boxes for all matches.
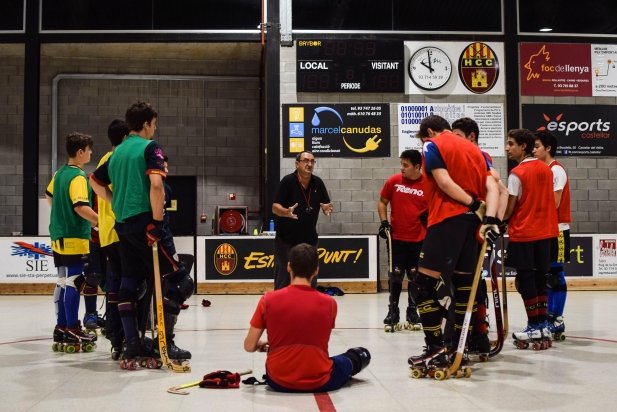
[296,39,405,93]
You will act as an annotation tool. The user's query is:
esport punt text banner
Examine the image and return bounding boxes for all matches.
[198,235,377,282]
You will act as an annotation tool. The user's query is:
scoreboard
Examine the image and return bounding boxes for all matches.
[296,39,405,93]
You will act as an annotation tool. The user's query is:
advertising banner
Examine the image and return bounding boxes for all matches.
[520,43,592,96]
[404,41,505,95]
[398,103,504,157]
[592,44,617,96]
[199,235,377,282]
[522,104,617,156]
[487,235,592,278]
[282,104,390,158]
[594,235,617,277]
[296,39,405,93]
[0,238,56,283]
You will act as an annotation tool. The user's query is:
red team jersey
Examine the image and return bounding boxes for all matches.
[250,285,337,390]
[509,159,559,242]
[423,132,488,227]
[549,160,571,224]
[380,174,427,242]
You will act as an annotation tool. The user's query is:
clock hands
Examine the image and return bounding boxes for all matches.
[420,49,435,73]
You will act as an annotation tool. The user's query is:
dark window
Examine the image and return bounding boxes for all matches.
[292,0,502,32]
[519,0,617,35]
[0,0,24,31]
[41,0,260,31]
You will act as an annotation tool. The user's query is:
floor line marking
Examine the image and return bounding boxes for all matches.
[314,392,336,412]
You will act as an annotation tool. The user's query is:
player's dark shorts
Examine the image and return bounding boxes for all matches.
[391,239,422,276]
[550,230,571,264]
[118,232,178,282]
[418,213,479,274]
[53,251,88,268]
[506,238,551,273]
[102,241,123,275]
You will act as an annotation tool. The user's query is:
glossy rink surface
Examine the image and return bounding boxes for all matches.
[1,291,616,412]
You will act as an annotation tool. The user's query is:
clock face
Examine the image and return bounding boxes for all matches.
[408,47,452,91]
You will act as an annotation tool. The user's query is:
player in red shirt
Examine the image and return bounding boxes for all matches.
[378,149,427,331]
[451,117,509,357]
[504,129,558,348]
[244,243,370,392]
[533,130,571,340]
[407,115,502,368]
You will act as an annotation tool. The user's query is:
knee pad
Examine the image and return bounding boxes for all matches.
[412,273,451,311]
[136,279,148,301]
[164,271,195,304]
[546,265,563,289]
[66,274,84,291]
[344,347,371,375]
[84,271,102,287]
[118,287,139,304]
[389,267,404,286]
[56,266,67,287]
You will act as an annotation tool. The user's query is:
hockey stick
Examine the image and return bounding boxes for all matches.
[447,240,488,377]
[488,245,504,357]
[500,238,509,339]
[385,228,393,274]
[167,369,253,395]
[152,242,191,373]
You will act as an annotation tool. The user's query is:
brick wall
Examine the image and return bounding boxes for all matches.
[38,43,261,236]
[0,44,24,235]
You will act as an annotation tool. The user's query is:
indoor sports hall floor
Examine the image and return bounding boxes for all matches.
[2,291,616,412]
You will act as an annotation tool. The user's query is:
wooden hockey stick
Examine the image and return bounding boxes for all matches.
[167,369,253,395]
[153,242,191,373]
[500,238,509,339]
[447,240,488,377]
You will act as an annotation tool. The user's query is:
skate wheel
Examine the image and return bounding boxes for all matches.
[145,358,161,369]
[403,322,412,330]
[65,344,76,354]
[83,343,95,353]
[557,333,566,342]
[433,370,447,381]
[410,368,424,379]
[479,354,489,362]
[454,370,463,379]
[111,351,121,361]
[463,367,472,378]
[395,323,403,332]
[52,343,60,352]
[532,342,541,350]
[413,325,422,331]
[120,359,138,370]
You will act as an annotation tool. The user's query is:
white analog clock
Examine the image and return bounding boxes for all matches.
[408,47,452,91]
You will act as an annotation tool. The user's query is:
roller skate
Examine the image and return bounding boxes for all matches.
[83,311,100,334]
[383,305,402,333]
[512,324,551,350]
[52,325,65,352]
[467,332,491,362]
[62,324,97,353]
[153,335,192,360]
[119,337,163,370]
[408,344,450,380]
[404,306,422,331]
[547,315,566,341]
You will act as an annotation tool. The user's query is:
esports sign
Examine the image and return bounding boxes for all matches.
[283,104,390,158]
[522,104,617,156]
[296,39,405,93]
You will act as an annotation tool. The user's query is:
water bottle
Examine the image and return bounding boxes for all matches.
[269,219,275,232]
